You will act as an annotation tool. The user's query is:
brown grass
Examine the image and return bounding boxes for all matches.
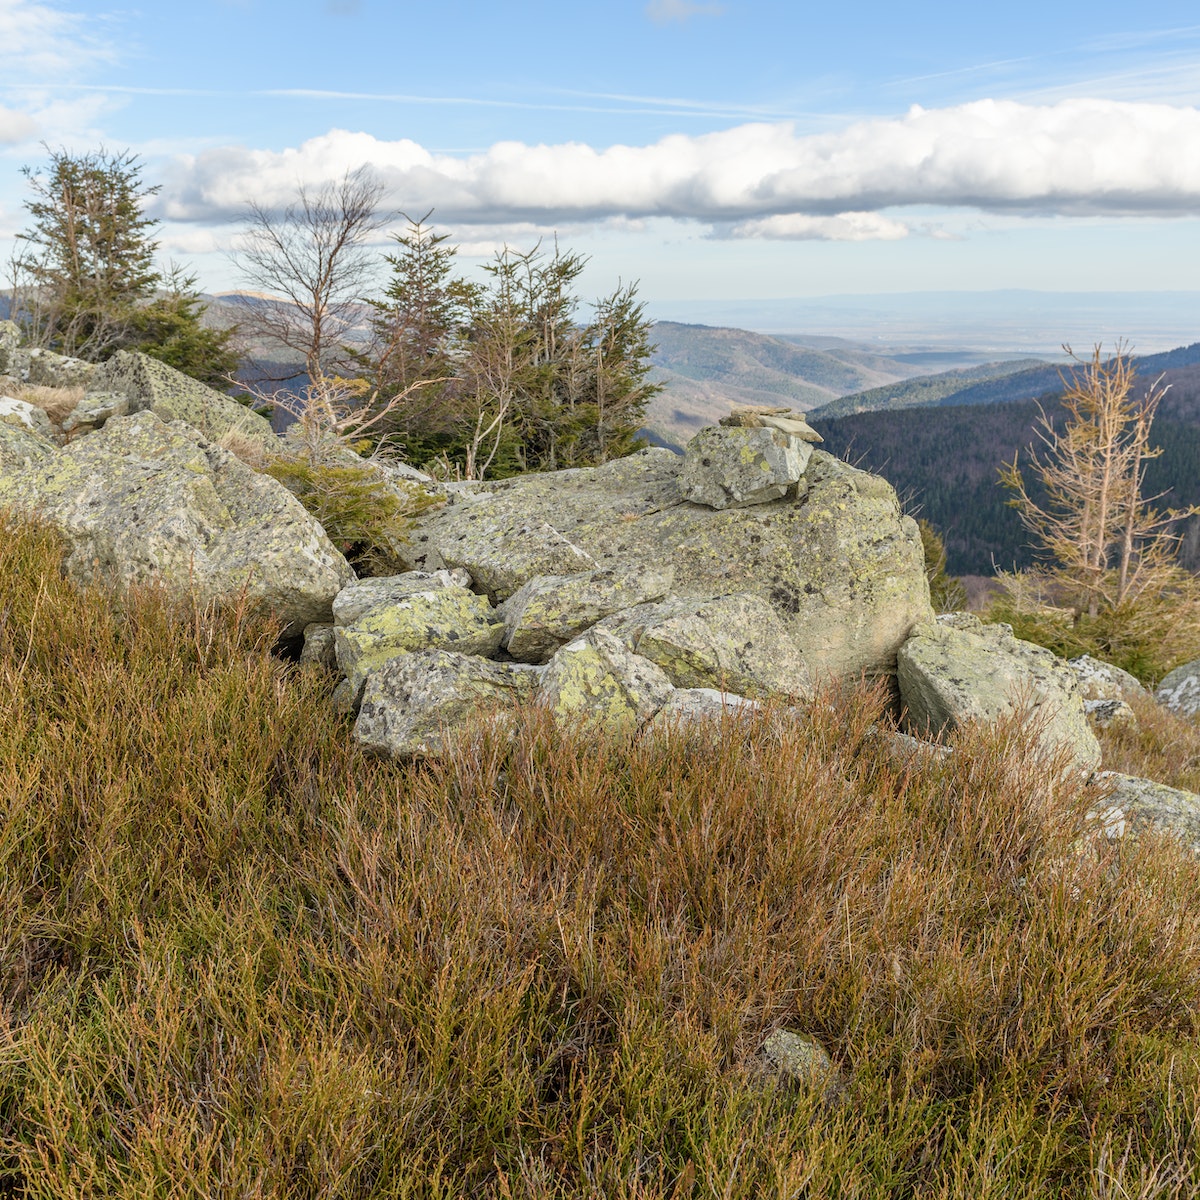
[7,383,84,426]
[2,511,1200,1197]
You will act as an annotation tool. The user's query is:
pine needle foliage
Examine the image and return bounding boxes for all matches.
[3,511,1200,1197]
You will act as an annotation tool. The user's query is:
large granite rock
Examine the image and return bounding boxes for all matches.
[0,396,54,440]
[354,650,540,758]
[86,351,277,450]
[1155,659,1200,718]
[897,614,1100,771]
[1068,654,1147,702]
[1098,773,1200,855]
[648,687,761,730]
[538,628,674,735]
[405,446,931,685]
[0,421,57,470]
[601,592,813,699]
[498,565,674,664]
[0,410,352,633]
[681,424,812,509]
[334,587,505,703]
[25,348,95,389]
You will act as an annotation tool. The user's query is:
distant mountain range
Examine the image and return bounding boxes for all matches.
[643,322,1036,448]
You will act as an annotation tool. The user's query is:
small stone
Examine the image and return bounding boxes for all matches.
[300,622,338,669]
[761,1030,836,1087]
[1084,698,1137,730]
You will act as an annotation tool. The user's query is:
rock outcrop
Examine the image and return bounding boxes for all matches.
[84,351,276,449]
[0,410,352,633]
[1156,659,1200,718]
[354,650,541,758]
[537,628,675,736]
[897,614,1100,771]
[0,420,57,470]
[1097,773,1200,855]
[405,446,932,685]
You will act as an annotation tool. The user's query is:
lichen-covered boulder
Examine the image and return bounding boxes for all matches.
[897,614,1100,771]
[0,410,352,633]
[1084,698,1137,730]
[601,592,812,700]
[62,391,131,436]
[26,348,95,389]
[332,569,472,627]
[648,687,761,730]
[354,650,540,759]
[0,321,18,374]
[1068,654,1147,702]
[498,565,674,664]
[334,587,505,703]
[0,395,55,440]
[0,420,57,470]
[681,424,812,509]
[86,350,276,449]
[1098,773,1200,855]
[1155,659,1200,718]
[406,444,932,684]
[538,628,674,735]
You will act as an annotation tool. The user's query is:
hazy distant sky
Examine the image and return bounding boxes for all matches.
[2,0,1199,307]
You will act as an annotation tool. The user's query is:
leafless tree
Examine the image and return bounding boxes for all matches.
[1000,344,1200,619]
[231,167,389,383]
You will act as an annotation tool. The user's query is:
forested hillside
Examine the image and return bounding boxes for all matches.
[818,396,1200,576]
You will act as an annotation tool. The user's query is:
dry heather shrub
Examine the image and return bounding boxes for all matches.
[1096,690,1200,793]
[10,383,84,426]
[217,427,272,468]
[3,510,1200,1198]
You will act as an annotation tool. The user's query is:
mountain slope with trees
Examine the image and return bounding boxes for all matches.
[817,388,1200,576]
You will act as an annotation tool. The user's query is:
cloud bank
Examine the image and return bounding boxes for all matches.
[160,98,1200,241]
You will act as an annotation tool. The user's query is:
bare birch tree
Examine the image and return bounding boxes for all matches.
[231,167,388,383]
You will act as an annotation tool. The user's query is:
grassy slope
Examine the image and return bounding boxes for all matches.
[4,515,1200,1197]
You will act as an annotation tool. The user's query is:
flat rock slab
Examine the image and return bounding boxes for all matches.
[354,650,540,759]
[0,410,352,634]
[0,396,54,439]
[332,569,472,627]
[538,628,674,735]
[897,614,1100,772]
[405,446,932,685]
[648,687,761,730]
[498,565,674,664]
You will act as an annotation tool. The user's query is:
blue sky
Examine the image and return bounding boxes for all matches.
[2,0,1200,319]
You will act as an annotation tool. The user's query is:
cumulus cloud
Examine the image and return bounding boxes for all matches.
[159,98,1200,242]
[731,212,910,241]
[645,0,724,25]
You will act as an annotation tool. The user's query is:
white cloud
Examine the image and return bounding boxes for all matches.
[0,104,38,144]
[0,0,118,77]
[159,98,1200,242]
[731,212,910,241]
[645,0,724,25]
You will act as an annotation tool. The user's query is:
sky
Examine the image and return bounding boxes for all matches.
[2,0,1200,330]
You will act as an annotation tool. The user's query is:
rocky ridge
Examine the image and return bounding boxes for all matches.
[4,330,1200,860]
